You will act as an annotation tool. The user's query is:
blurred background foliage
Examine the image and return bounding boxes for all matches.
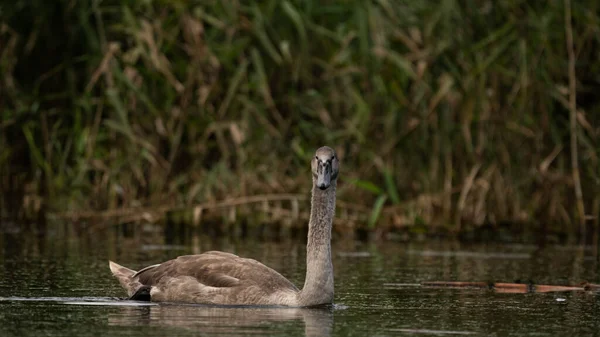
[0,0,599,232]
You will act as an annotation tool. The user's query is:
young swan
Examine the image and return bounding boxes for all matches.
[109,146,339,307]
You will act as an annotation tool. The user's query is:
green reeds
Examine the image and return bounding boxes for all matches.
[1,0,599,234]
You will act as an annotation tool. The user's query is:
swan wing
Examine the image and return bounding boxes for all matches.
[132,251,299,304]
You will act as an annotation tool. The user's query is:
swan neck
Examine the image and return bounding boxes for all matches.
[307,182,335,245]
[298,180,336,306]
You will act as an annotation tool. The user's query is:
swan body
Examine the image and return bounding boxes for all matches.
[109,146,339,307]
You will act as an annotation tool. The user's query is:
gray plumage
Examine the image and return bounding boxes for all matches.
[109,146,339,307]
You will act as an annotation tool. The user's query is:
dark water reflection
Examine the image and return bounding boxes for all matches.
[1,224,600,336]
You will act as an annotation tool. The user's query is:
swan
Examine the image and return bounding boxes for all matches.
[109,146,339,307]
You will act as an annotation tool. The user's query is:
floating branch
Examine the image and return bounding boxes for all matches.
[420,281,592,293]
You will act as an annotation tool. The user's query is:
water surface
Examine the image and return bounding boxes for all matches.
[1,225,599,336]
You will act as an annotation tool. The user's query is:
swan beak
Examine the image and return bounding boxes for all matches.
[317,162,331,190]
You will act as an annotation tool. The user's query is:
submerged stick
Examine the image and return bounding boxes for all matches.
[422,281,586,293]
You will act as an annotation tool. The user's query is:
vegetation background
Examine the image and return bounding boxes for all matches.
[1,0,599,237]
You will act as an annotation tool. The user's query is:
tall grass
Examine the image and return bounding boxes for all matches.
[1,0,599,232]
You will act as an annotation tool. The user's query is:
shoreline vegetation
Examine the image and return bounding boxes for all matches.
[1,1,599,240]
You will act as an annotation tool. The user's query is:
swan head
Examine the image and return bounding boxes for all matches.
[311,146,339,190]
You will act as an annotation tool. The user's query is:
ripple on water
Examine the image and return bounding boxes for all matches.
[0,296,157,306]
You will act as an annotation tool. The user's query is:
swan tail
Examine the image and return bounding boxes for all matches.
[109,261,145,298]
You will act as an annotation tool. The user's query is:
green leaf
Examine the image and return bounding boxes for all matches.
[281,0,307,81]
[368,194,388,228]
[351,179,384,195]
[22,124,48,172]
[106,89,131,133]
[252,5,282,64]
[384,169,400,204]
[217,59,248,117]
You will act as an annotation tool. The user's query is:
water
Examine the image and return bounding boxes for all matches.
[1,226,600,336]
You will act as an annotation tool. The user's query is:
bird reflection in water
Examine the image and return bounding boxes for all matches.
[108,304,334,337]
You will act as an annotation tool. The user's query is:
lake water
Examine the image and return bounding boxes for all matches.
[1,224,599,336]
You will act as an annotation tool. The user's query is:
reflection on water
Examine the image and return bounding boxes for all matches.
[108,303,333,337]
[0,224,600,336]
[0,296,333,337]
